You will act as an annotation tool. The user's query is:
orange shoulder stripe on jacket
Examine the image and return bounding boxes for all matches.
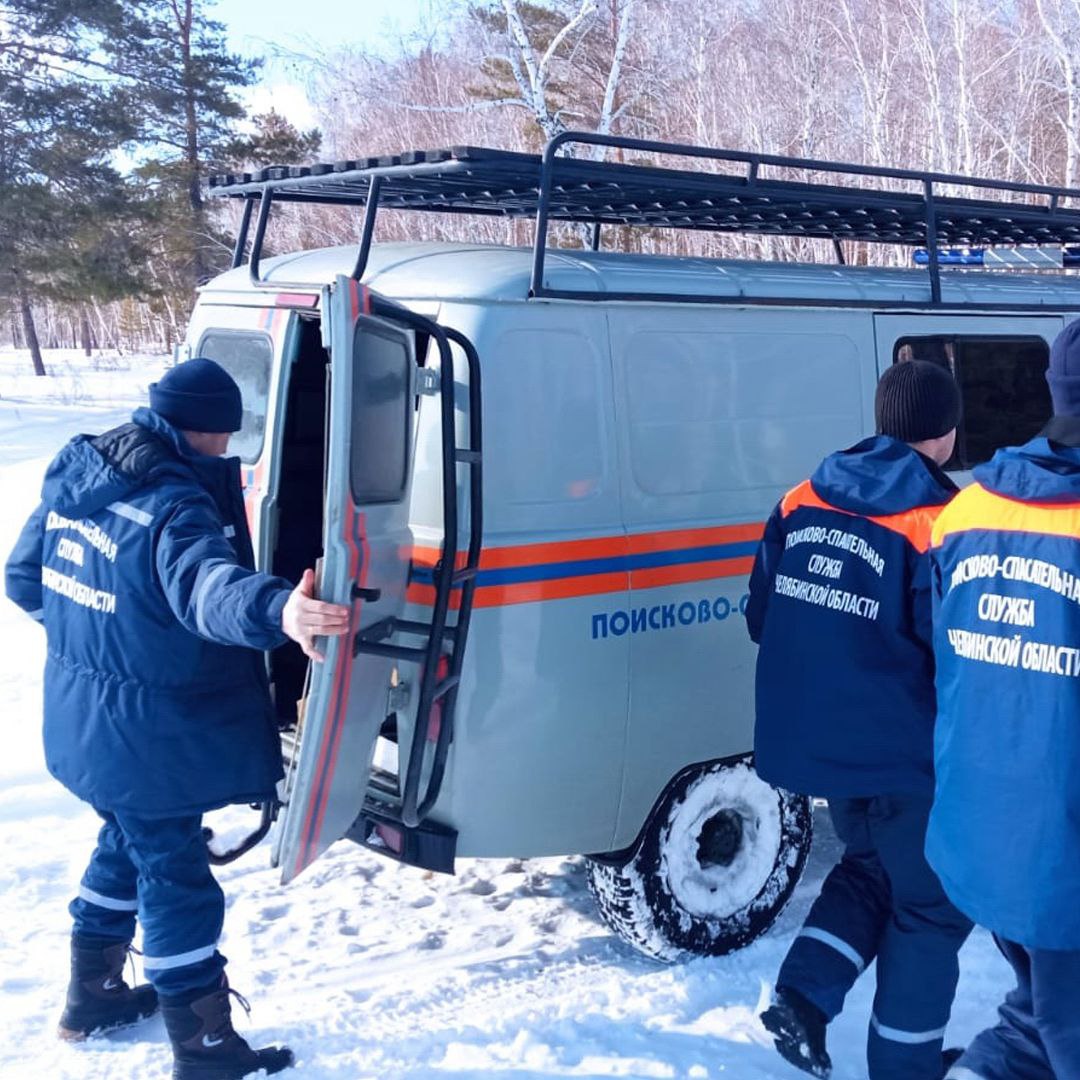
[781,478,944,554]
[932,482,1080,547]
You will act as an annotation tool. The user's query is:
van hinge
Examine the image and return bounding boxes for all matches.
[416,367,440,396]
[388,681,411,712]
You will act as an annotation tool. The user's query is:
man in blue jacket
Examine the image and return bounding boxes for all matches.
[4,359,350,1080]
[931,322,1080,1080]
[747,360,971,1080]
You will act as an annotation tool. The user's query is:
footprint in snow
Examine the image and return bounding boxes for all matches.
[519,872,550,895]
[351,862,383,883]
[417,930,446,951]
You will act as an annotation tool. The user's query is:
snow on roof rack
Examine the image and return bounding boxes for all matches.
[207,130,1080,306]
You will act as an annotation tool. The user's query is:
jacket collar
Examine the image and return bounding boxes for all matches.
[1040,415,1080,450]
[131,407,241,488]
[810,435,958,517]
[975,436,1080,503]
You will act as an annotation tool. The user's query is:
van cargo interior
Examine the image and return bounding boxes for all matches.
[270,316,327,727]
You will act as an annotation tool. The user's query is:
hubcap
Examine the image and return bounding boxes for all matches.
[662,762,783,920]
[697,809,744,869]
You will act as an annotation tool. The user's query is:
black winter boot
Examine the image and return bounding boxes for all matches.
[760,985,832,1078]
[58,934,158,1040]
[162,977,294,1080]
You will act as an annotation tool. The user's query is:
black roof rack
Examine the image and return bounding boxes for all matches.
[207,130,1080,306]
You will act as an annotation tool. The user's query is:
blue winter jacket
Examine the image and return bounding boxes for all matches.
[4,408,293,818]
[747,436,957,799]
[928,436,1080,950]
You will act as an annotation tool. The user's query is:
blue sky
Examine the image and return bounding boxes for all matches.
[212,0,434,58]
[210,0,440,126]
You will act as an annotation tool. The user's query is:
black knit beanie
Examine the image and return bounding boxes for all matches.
[1047,320,1080,418]
[875,360,961,443]
[149,358,243,434]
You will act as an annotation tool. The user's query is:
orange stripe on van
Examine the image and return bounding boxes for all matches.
[406,555,754,610]
[626,524,764,552]
[405,525,762,610]
[411,522,765,572]
[781,478,943,553]
[631,556,756,591]
[412,536,624,570]
[932,482,1080,547]
[405,572,628,609]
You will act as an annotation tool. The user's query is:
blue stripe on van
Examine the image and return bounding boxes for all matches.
[410,539,760,588]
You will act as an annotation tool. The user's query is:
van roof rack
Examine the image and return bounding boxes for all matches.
[207,130,1080,307]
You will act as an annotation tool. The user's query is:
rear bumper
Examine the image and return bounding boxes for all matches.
[345,799,457,874]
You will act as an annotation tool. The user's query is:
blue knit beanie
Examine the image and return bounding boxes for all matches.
[149,358,243,433]
[1047,321,1080,418]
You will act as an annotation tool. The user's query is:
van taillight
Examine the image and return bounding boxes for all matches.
[374,823,404,854]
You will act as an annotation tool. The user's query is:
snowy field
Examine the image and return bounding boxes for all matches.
[0,348,1011,1079]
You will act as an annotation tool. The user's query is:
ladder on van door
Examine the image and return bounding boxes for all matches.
[351,294,484,836]
[266,277,482,883]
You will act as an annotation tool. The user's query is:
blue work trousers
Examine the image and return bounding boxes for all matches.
[68,810,226,997]
[948,937,1080,1080]
[778,795,973,1080]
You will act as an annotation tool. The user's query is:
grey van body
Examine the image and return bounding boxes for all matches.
[188,237,1075,955]
[192,238,1075,845]
[195,134,1080,958]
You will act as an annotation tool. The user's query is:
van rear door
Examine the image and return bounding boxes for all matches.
[273,276,416,883]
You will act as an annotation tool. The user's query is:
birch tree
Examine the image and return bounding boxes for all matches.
[1033,0,1080,186]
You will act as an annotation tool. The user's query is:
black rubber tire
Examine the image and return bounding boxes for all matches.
[586,755,812,962]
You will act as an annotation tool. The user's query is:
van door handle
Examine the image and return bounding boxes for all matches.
[352,585,382,602]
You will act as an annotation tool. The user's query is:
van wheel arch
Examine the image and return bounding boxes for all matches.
[585,754,812,962]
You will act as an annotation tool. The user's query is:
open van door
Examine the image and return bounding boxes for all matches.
[274,276,416,883]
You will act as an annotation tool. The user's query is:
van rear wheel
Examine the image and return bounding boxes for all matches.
[586,756,812,962]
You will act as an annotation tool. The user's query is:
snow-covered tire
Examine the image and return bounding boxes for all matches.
[586,755,812,962]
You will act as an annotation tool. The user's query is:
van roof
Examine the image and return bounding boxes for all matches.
[202,240,1080,308]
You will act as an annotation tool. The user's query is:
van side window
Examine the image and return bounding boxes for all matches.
[350,322,411,504]
[893,337,1050,469]
[197,330,273,463]
[623,329,862,496]
[488,329,605,506]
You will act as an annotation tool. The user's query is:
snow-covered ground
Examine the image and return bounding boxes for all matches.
[0,348,1011,1079]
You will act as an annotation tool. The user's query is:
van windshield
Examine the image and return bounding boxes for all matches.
[196,330,274,463]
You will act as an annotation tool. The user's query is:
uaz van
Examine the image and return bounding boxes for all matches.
[194,132,1080,959]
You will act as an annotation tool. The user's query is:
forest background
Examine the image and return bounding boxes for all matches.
[7,0,1080,371]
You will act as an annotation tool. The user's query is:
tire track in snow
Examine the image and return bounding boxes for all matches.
[354,948,624,1042]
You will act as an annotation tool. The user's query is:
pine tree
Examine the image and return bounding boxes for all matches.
[0,0,147,374]
[226,110,322,168]
[121,0,258,289]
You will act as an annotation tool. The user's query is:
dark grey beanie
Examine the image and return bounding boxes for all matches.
[875,360,961,443]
